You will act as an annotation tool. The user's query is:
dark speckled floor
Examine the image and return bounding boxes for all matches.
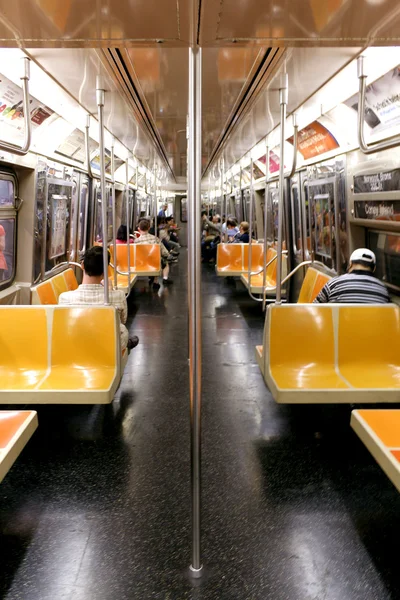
[1,251,400,599]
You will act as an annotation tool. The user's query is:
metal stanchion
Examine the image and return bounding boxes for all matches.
[188,42,203,577]
[96,75,109,305]
[126,160,131,282]
[276,74,288,305]
[111,138,118,289]
[262,143,269,312]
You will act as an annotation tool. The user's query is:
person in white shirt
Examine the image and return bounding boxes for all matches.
[59,246,139,351]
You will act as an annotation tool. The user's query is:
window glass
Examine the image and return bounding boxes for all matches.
[0,179,14,207]
[94,187,112,243]
[0,217,16,288]
[45,183,72,276]
[69,179,78,260]
[369,230,400,293]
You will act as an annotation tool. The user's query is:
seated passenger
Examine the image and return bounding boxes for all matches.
[158,217,180,254]
[59,246,139,351]
[166,215,180,245]
[135,219,174,287]
[313,248,390,304]
[232,221,250,243]
[225,218,239,242]
[116,225,131,244]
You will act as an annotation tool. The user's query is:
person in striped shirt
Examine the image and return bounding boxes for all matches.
[313,248,390,304]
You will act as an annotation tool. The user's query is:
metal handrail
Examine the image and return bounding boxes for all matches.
[250,250,288,277]
[276,74,288,304]
[281,259,328,286]
[97,76,109,305]
[357,56,400,154]
[262,141,269,311]
[111,138,118,289]
[0,58,32,155]
[47,261,84,274]
[85,114,95,179]
[85,114,113,182]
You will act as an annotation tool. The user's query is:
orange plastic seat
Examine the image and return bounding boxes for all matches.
[241,248,286,295]
[0,306,121,404]
[339,306,400,391]
[134,244,161,274]
[40,307,120,402]
[216,244,243,275]
[0,307,48,389]
[0,411,38,483]
[351,409,400,493]
[63,268,79,291]
[31,268,79,305]
[266,305,347,403]
[32,281,57,305]
[243,243,264,272]
[260,305,400,404]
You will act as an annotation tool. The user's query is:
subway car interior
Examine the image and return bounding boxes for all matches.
[2,1,400,598]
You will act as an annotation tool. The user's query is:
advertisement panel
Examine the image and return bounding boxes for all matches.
[0,73,53,143]
[288,121,339,159]
[345,66,400,132]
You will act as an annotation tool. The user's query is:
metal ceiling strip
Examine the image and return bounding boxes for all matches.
[203,46,285,177]
[99,48,175,181]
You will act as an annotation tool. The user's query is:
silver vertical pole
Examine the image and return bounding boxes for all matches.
[126,159,131,284]
[188,42,203,575]
[262,142,269,312]
[111,138,118,289]
[96,76,109,305]
[220,157,224,220]
[154,163,158,238]
[276,74,288,305]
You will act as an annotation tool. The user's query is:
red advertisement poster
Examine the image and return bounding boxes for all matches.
[288,121,339,159]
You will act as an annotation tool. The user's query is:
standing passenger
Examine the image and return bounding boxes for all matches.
[313,248,390,304]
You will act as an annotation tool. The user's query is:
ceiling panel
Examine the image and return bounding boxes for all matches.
[24,47,168,173]
[0,0,190,47]
[216,47,363,175]
[200,0,400,46]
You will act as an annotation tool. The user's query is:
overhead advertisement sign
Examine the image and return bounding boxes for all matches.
[345,66,400,132]
[0,73,54,143]
[288,121,339,159]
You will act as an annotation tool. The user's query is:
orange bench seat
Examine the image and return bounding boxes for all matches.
[261,304,400,404]
[0,411,38,483]
[351,409,400,493]
[0,306,122,404]
[31,267,79,305]
[256,266,332,373]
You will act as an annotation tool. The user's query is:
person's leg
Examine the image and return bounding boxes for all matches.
[162,239,173,252]
[167,239,180,251]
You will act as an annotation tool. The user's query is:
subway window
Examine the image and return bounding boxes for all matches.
[0,173,17,291]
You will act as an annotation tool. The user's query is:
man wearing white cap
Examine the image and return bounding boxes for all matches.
[313,248,390,304]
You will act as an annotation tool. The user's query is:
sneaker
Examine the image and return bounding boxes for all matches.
[152,282,161,291]
[171,250,180,256]
[167,255,178,262]
[127,335,139,350]
[162,279,173,285]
